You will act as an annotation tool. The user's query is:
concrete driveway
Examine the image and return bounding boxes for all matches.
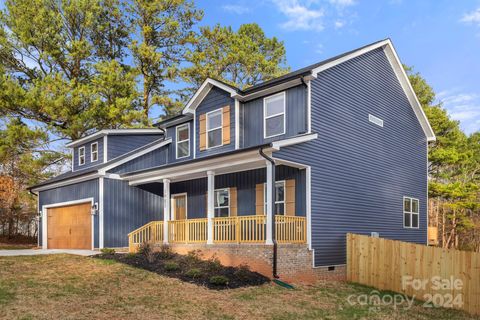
[0,249,99,257]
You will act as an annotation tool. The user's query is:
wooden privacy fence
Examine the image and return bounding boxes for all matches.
[347,233,480,315]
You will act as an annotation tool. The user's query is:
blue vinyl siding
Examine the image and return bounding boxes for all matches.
[195,87,235,158]
[38,179,99,248]
[109,147,168,174]
[241,85,307,148]
[169,166,305,218]
[73,139,103,171]
[107,134,162,160]
[103,179,163,248]
[274,47,428,267]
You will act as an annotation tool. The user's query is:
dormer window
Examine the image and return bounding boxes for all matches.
[91,142,98,162]
[176,123,190,159]
[206,109,223,149]
[78,147,85,166]
[264,92,286,138]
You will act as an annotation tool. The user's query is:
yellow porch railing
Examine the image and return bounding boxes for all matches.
[168,218,208,243]
[275,215,307,243]
[128,221,164,252]
[128,215,306,251]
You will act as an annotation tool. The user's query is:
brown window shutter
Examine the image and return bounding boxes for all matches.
[222,106,230,145]
[255,183,265,215]
[230,187,237,216]
[199,113,206,151]
[285,179,296,216]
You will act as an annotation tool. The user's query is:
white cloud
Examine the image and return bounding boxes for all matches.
[329,0,355,7]
[461,8,480,26]
[271,0,325,31]
[334,20,345,29]
[222,4,251,14]
[438,91,480,134]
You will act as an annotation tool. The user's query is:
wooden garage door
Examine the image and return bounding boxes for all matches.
[47,202,92,249]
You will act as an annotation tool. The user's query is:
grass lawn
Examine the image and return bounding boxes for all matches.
[0,254,477,320]
[0,243,36,250]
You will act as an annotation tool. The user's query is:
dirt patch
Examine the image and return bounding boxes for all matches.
[95,246,270,289]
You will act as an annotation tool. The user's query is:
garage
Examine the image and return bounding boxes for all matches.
[46,202,92,249]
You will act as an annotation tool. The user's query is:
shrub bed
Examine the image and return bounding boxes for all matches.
[95,245,269,289]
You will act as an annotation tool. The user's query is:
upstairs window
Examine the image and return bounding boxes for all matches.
[207,109,223,148]
[264,92,286,138]
[264,181,285,215]
[214,188,230,217]
[404,197,419,228]
[176,123,190,159]
[78,146,85,166]
[91,142,98,162]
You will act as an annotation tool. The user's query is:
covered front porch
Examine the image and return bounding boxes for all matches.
[124,149,309,252]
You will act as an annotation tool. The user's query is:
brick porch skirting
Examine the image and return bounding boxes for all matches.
[153,243,345,283]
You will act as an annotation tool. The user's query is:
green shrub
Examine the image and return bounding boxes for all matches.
[164,262,179,271]
[125,252,137,259]
[207,256,222,272]
[100,248,115,255]
[159,244,174,259]
[185,268,203,278]
[209,275,229,286]
[233,264,251,281]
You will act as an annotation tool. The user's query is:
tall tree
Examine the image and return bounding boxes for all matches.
[182,23,289,97]
[127,0,203,117]
[0,0,142,141]
[0,118,61,238]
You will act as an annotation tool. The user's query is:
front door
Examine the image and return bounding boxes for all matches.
[172,194,187,220]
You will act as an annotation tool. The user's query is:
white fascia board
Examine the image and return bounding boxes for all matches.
[271,133,318,150]
[183,79,239,115]
[98,138,172,174]
[31,173,101,192]
[66,129,163,148]
[311,39,435,142]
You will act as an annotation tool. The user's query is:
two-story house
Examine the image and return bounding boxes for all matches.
[29,39,435,281]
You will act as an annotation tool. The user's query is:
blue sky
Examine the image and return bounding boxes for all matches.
[197,0,480,134]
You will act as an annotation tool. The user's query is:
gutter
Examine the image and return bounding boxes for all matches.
[259,146,279,279]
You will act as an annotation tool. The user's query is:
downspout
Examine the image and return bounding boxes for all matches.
[259,146,279,279]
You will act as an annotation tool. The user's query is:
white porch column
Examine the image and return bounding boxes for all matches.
[207,170,215,244]
[265,161,274,245]
[163,179,170,244]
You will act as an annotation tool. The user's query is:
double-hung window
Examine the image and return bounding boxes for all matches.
[206,109,223,148]
[78,146,85,166]
[91,142,98,162]
[214,188,230,217]
[404,197,419,228]
[264,181,285,215]
[264,92,286,138]
[176,123,190,159]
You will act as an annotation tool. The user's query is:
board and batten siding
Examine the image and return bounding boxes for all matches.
[169,166,306,219]
[103,178,163,248]
[73,138,104,171]
[38,179,99,248]
[241,85,307,148]
[107,134,162,160]
[195,87,235,158]
[274,47,428,267]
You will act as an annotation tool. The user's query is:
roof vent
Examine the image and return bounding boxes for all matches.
[369,114,383,127]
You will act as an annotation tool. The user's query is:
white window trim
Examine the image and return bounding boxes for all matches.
[214,188,230,217]
[78,146,86,166]
[264,180,285,215]
[403,196,419,229]
[175,123,190,159]
[263,91,286,139]
[91,142,98,163]
[206,108,223,149]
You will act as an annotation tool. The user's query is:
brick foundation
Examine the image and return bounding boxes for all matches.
[153,243,345,283]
